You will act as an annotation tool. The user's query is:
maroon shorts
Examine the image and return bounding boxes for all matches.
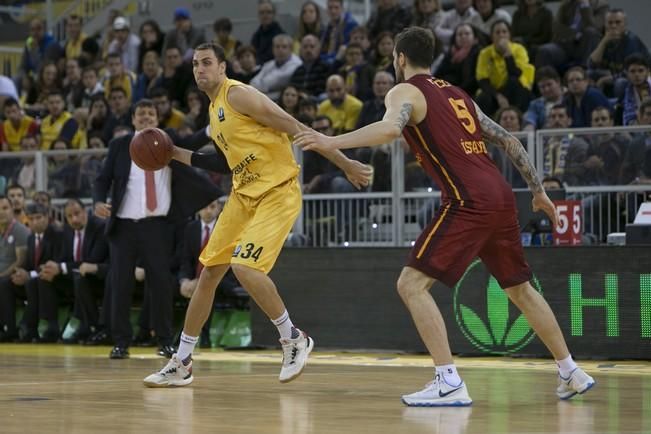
[407,204,532,288]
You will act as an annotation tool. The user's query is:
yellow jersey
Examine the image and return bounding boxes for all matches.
[0,116,39,151]
[208,78,299,198]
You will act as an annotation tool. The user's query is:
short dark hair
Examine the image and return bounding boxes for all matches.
[47,89,64,100]
[134,98,157,112]
[149,87,169,99]
[3,98,19,110]
[65,197,86,210]
[236,45,256,59]
[109,87,127,97]
[194,42,226,63]
[213,17,233,33]
[7,184,25,195]
[81,66,98,76]
[33,190,51,203]
[394,26,435,69]
[535,66,560,84]
[565,66,587,81]
[106,52,121,61]
[625,53,650,70]
[26,203,48,216]
[551,103,568,114]
[591,105,611,116]
[542,176,563,189]
[0,195,9,204]
[490,19,511,35]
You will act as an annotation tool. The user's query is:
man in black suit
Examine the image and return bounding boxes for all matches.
[178,197,246,347]
[39,198,109,343]
[93,99,225,359]
[7,203,63,342]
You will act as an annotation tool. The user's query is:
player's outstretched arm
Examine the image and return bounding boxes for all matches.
[294,84,418,153]
[474,101,558,227]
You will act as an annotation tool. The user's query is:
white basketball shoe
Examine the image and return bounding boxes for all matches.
[278,330,314,383]
[401,374,473,407]
[556,367,595,400]
[143,354,193,388]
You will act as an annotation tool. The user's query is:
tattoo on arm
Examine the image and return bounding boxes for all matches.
[475,104,543,193]
[394,103,413,131]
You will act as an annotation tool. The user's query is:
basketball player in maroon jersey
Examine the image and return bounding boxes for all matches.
[294,27,594,407]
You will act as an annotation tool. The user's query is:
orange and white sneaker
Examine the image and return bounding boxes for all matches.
[556,368,595,400]
[143,354,193,388]
[278,330,314,383]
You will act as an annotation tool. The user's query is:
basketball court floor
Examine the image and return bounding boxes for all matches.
[1,345,649,434]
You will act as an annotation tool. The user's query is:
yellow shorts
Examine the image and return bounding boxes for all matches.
[199,177,301,273]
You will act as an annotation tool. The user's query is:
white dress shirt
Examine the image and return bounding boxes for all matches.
[117,160,172,220]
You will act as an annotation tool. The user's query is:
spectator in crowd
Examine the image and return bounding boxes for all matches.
[11,138,38,198]
[39,91,84,150]
[290,34,331,98]
[80,67,104,109]
[137,20,165,74]
[542,104,590,185]
[321,0,358,65]
[159,46,195,107]
[338,43,375,102]
[496,106,523,132]
[48,138,82,197]
[133,50,163,103]
[162,7,206,62]
[230,45,260,84]
[80,37,103,71]
[492,106,526,186]
[563,66,611,128]
[584,106,628,185]
[63,58,84,111]
[61,14,87,59]
[7,185,28,226]
[367,0,412,42]
[79,132,107,197]
[535,0,601,70]
[213,18,241,61]
[435,23,481,97]
[5,203,63,342]
[32,191,61,230]
[589,9,650,98]
[511,0,553,60]
[277,85,302,118]
[17,75,37,114]
[0,74,19,110]
[371,32,396,78]
[27,61,62,116]
[93,99,223,359]
[476,20,534,116]
[621,54,651,126]
[151,87,185,129]
[250,34,303,100]
[0,98,39,152]
[317,74,363,135]
[293,1,323,53]
[412,0,444,34]
[183,87,210,130]
[298,97,318,120]
[0,195,30,342]
[435,0,479,52]
[108,17,141,73]
[102,53,136,104]
[620,99,651,184]
[251,0,286,65]
[86,94,109,139]
[471,0,512,38]
[98,9,122,59]
[349,26,372,60]
[356,71,393,129]
[523,66,564,131]
[17,18,60,82]
[39,198,109,343]
[102,87,132,143]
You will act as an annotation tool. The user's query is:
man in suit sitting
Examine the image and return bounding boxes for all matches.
[39,198,109,343]
[179,197,246,347]
[93,98,226,359]
[6,203,63,342]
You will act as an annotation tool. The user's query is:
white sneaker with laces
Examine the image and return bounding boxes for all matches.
[278,330,314,383]
[143,354,193,388]
[401,375,472,407]
[556,367,595,400]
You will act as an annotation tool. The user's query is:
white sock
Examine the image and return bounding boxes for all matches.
[271,310,297,339]
[177,332,198,365]
[557,355,578,378]
[436,364,462,387]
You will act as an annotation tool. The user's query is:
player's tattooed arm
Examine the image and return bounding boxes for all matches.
[474,102,543,194]
[394,103,413,132]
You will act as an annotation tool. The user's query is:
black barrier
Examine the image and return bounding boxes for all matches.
[256,247,651,359]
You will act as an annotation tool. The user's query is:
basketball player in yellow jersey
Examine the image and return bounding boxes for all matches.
[144,42,371,387]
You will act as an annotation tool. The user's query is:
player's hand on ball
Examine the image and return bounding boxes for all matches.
[293,129,334,153]
[344,159,373,190]
[532,191,558,228]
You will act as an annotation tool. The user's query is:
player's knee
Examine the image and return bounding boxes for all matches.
[396,273,420,301]
[230,263,256,284]
[504,281,532,303]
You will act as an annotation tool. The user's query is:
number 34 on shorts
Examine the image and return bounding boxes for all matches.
[233,243,264,262]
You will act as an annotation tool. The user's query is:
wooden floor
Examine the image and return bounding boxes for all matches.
[0,345,649,434]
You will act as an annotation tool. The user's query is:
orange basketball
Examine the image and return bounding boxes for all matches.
[129,127,174,171]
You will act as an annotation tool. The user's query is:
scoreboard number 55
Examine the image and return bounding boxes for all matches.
[553,200,582,245]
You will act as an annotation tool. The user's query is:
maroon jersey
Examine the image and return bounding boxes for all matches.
[402,74,514,210]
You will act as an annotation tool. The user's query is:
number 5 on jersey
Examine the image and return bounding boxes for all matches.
[448,98,477,134]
